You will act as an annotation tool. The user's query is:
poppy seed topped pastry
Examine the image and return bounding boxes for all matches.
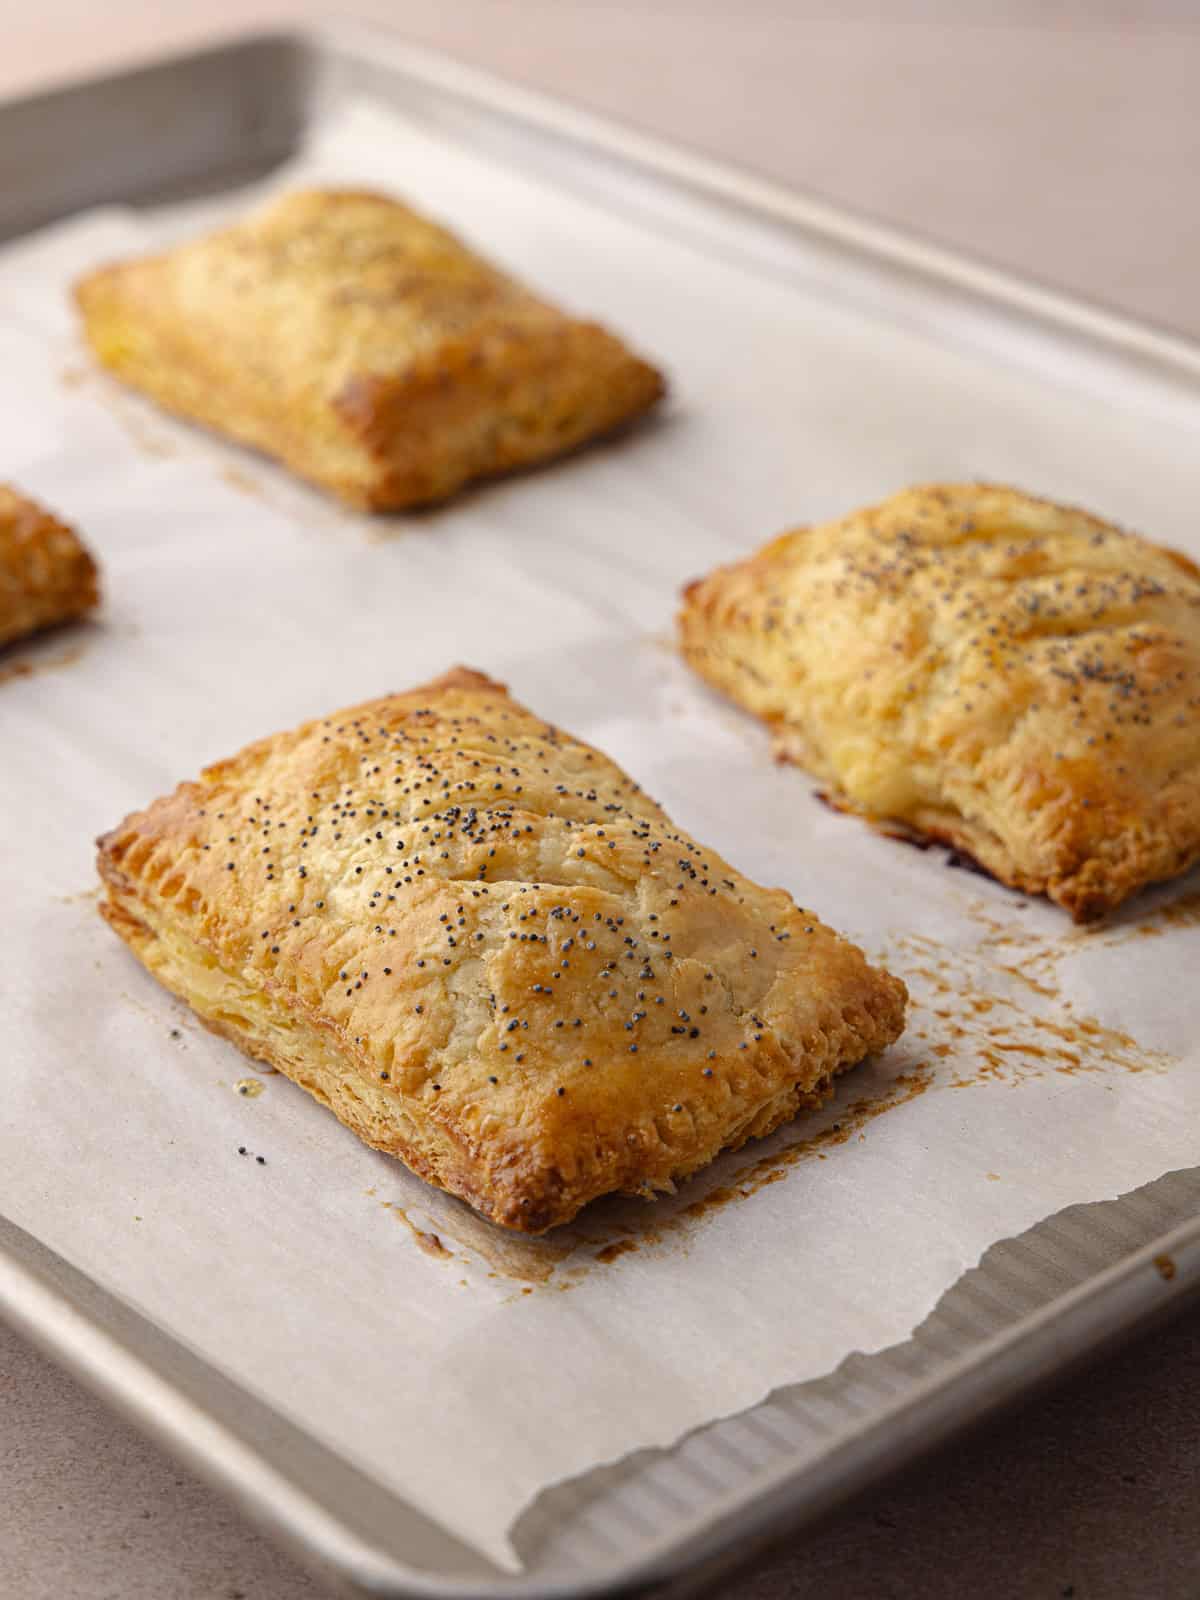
[74,188,665,510]
[679,483,1200,922]
[0,484,99,649]
[96,668,905,1232]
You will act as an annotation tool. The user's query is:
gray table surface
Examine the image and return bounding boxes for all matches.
[4,5,1199,1597]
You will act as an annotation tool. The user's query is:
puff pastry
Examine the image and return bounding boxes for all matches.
[75,188,665,510]
[0,485,98,649]
[680,483,1200,922]
[97,667,905,1231]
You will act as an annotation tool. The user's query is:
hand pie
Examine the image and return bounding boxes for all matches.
[97,667,905,1232]
[0,485,99,649]
[679,483,1200,922]
[75,188,665,511]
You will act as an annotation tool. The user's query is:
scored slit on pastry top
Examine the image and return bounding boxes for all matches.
[679,482,1200,922]
[97,667,905,1233]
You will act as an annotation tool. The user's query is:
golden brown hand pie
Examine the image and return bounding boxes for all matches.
[0,484,99,649]
[75,188,665,511]
[679,483,1200,923]
[97,667,905,1232]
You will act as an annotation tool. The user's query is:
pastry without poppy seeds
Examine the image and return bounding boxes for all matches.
[96,668,906,1232]
[75,187,665,510]
[0,484,98,649]
[679,483,1200,922]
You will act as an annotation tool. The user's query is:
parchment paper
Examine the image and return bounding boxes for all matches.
[4,99,1199,1572]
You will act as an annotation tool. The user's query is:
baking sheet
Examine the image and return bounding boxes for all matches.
[4,94,1200,1574]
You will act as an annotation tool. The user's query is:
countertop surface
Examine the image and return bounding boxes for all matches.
[4,5,1198,1598]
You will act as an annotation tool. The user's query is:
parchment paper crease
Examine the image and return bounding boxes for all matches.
[3,99,1199,1571]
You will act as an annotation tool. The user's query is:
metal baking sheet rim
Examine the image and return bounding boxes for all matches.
[1,22,1198,1598]
[3,1206,1198,1599]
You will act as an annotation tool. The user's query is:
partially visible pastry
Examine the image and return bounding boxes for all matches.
[0,485,99,649]
[680,483,1200,922]
[75,188,666,511]
[97,667,905,1232]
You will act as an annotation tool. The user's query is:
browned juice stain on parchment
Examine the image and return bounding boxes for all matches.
[384,1204,455,1262]
[375,1064,936,1292]
[0,641,88,686]
[54,886,101,907]
[79,357,237,482]
[104,387,180,460]
[63,354,403,539]
[705,1068,933,1200]
[885,896,1176,1091]
[219,464,266,498]
[1149,890,1200,934]
[1067,888,1200,945]
[595,1238,639,1265]
[106,391,362,535]
[381,1196,574,1285]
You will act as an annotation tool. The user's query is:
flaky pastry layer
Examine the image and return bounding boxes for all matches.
[0,484,98,648]
[75,188,665,510]
[679,483,1200,921]
[97,667,905,1231]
